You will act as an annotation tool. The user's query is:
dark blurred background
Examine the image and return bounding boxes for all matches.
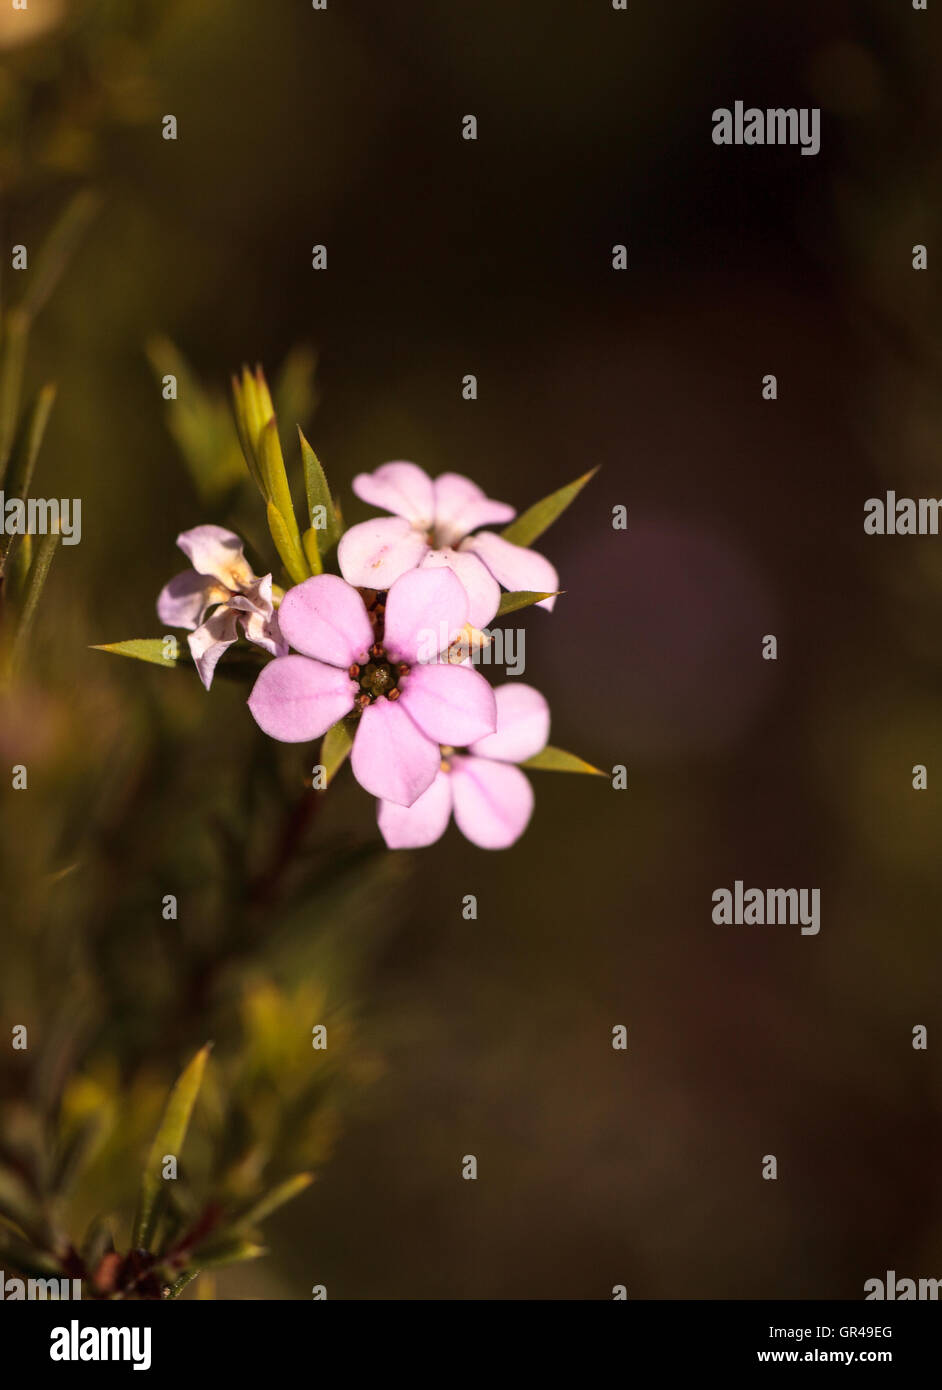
[1,0,941,1297]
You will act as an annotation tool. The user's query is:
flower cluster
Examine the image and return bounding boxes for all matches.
[107,368,598,849]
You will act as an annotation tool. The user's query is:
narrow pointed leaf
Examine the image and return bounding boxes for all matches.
[501,467,598,547]
[163,1269,200,1299]
[146,339,243,502]
[298,428,342,555]
[520,745,605,775]
[21,189,99,321]
[240,366,267,463]
[92,638,181,668]
[52,1113,106,1196]
[132,1044,211,1252]
[3,383,56,510]
[259,419,302,550]
[9,532,32,593]
[319,718,353,786]
[0,1169,47,1250]
[236,1173,314,1229]
[0,308,29,483]
[3,531,60,682]
[0,1230,62,1279]
[267,500,309,586]
[496,589,560,617]
[188,1238,266,1270]
[231,370,266,496]
[302,527,323,576]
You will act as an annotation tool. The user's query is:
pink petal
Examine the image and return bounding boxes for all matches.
[247,655,356,742]
[277,574,372,667]
[467,682,550,763]
[177,524,254,588]
[188,608,241,690]
[432,472,516,546]
[450,755,535,849]
[382,566,468,664]
[350,697,441,806]
[230,575,287,657]
[157,569,221,630]
[419,547,500,628]
[399,662,496,746]
[337,517,430,591]
[377,770,453,848]
[352,461,435,527]
[460,531,559,611]
[239,606,286,658]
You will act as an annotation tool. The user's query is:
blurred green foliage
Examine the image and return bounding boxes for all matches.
[0,39,400,1287]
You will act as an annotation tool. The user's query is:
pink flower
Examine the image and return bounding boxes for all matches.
[157,525,287,689]
[247,567,497,807]
[337,462,559,627]
[377,682,550,849]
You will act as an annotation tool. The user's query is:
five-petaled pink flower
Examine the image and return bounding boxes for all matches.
[377,682,550,849]
[157,525,287,689]
[247,567,497,807]
[337,462,559,628]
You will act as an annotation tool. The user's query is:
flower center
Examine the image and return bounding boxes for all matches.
[348,590,412,709]
[361,659,396,698]
[349,644,410,710]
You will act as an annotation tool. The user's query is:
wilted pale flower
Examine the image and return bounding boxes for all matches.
[337,462,559,626]
[247,567,497,807]
[377,682,550,849]
[157,525,287,689]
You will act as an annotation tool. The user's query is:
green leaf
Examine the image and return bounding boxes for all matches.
[0,1229,62,1279]
[9,531,32,595]
[501,467,598,548]
[520,745,605,775]
[21,189,99,321]
[235,1173,314,1229]
[319,719,353,787]
[267,499,309,586]
[132,1044,211,1253]
[2,530,60,684]
[92,638,181,668]
[146,338,244,503]
[231,368,267,497]
[4,382,56,504]
[51,1114,106,1197]
[298,429,342,559]
[0,308,29,484]
[495,589,560,617]
[187,1238,266,1270]
[301,527,323,575]
[259,419,303,548]
[0,1168,48,1251]
[163,1269,200,1299]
